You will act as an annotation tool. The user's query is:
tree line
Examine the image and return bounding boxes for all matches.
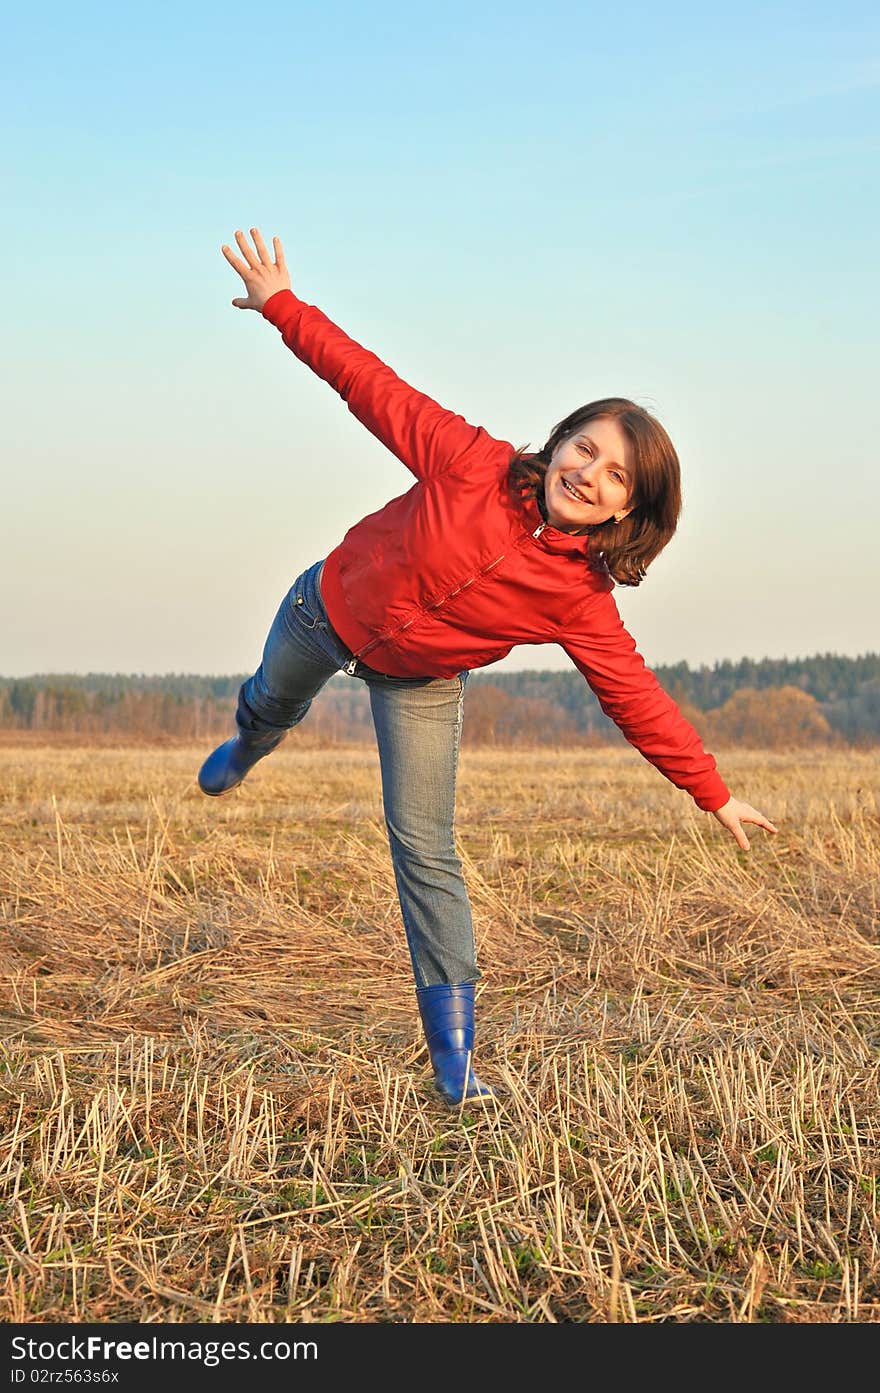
[0,652,878,746]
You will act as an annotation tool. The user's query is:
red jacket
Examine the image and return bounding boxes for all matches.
[261,289,730,812]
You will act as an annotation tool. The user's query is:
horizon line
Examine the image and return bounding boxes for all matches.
[2,649,879,683]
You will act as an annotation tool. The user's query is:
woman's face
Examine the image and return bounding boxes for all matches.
[543,416,634,532]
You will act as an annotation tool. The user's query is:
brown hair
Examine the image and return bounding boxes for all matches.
[507,397,682,586]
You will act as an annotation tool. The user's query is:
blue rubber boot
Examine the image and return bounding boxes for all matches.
[416,983,495,1105]
[197,728,286,796]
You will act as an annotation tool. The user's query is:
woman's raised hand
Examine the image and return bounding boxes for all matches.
[221,228,290,311]
[711,796,779,851]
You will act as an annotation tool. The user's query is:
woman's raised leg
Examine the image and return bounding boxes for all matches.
[198,559,343,795]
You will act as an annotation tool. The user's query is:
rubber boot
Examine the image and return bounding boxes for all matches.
[197,728,286,796]
[416,983,495,1105]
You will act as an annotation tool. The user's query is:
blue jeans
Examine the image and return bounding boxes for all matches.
[235,559,478,989]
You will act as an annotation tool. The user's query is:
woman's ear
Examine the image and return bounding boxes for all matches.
[613,508,633,524]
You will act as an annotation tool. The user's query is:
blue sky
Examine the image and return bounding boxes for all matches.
[2,1,878,676]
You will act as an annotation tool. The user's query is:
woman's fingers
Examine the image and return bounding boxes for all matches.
[221,243,252,277]
[234,228,261,269]
[720,810,750,850]
[249,226,273,265]
[712,798,779,852]
[221,228,290,310]
[741,805,779,834]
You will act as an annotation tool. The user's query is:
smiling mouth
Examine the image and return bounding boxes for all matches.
[561,477,590,503]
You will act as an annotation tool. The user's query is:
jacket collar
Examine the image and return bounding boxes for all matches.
[520,493,595,557]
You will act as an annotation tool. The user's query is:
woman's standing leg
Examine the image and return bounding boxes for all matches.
[366,672,475,987]
[366,672,494,1103]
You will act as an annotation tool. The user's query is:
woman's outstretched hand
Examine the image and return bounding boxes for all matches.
[711,797,778,851]
[221,227,290,311]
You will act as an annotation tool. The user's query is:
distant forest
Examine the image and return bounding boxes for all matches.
[2,653,879,747]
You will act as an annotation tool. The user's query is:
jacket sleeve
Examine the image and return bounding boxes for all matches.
[261,289,502,480]
[562,590,730,812]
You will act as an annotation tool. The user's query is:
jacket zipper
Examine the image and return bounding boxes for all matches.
[345,552,508,668]
[343,523,547,670]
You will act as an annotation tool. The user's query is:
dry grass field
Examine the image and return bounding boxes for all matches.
[1,740,878,1323]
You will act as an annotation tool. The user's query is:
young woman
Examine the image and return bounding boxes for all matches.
[198,228,778,1105]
